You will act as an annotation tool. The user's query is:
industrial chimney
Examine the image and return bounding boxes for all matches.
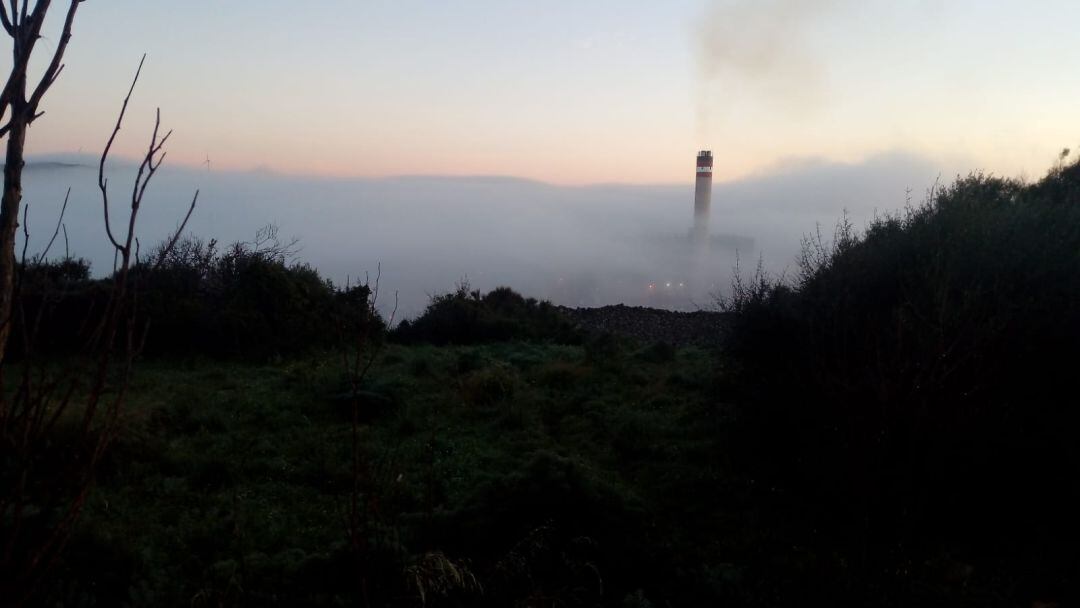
[693,150,713,247]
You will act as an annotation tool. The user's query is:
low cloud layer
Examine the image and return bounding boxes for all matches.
[18,151,948,318]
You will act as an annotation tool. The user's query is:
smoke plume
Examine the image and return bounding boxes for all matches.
[696,0,842,133]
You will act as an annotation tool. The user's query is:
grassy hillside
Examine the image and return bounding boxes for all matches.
[47,341,746,606]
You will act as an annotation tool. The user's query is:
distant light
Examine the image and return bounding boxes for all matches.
[665,282,671,288]
[678,282,684,288]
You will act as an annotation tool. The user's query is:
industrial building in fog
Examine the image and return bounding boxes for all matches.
[546,150,754,310]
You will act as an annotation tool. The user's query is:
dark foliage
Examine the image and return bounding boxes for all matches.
[10,256,107,355]
[723,161,1080,603]
[419,449,664,606]
[15,227,385,359]
[393,282,580,345]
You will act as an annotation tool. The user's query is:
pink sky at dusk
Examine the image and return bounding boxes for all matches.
[13,0,1080,185]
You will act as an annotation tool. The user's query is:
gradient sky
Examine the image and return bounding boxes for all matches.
[15,0,1080,184]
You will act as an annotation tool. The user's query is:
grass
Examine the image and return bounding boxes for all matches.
[47,340,738,606]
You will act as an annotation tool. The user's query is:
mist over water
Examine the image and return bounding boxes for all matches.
[18,151,949,319]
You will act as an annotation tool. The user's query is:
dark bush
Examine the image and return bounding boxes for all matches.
[8,257,109,356]
[393,283,580,345]
[14,227,386,359]
[723,163,1080,601]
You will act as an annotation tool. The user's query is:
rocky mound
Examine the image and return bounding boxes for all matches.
[560,304,729,348]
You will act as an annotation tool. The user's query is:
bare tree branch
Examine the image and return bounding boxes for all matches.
[100,54,146,252]
[0,4,14,36]
[37,186,69,263]
[151,190,199,271]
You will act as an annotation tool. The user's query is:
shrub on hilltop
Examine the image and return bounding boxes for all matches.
[393,283,579,345]
[15,226,385,359]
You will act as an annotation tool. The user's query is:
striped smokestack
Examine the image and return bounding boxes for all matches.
[693,150,712,246]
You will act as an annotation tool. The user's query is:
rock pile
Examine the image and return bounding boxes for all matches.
[559,304,729,348]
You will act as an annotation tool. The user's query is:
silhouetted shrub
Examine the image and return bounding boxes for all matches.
[15,227,386,359]
[723,162,1080,600]
[8,257,109,356]
[20,256,91,284]
[393,283,580,345]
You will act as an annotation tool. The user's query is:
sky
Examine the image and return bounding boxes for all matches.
[15,0,1080,185]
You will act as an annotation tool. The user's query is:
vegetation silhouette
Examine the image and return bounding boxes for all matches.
[15,226,383,360]
[393,281,580,346]
[1,53,198,604]
[721,157,1080,604]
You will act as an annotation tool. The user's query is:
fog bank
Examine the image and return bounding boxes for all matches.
[17,151,958,318]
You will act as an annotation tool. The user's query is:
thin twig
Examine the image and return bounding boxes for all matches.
[37,187,70,263]
[100,53,146,252]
